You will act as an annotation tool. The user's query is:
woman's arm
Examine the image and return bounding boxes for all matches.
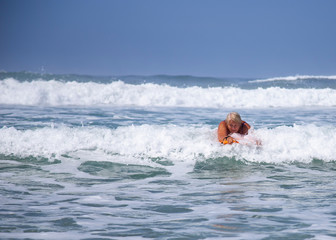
[217,121,229,142]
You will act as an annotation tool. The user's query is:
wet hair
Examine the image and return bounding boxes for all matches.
[226,112,242,124]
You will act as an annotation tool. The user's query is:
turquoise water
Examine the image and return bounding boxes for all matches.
[1,72,336,239]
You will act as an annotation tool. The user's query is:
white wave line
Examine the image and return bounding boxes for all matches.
[249,75,336,83]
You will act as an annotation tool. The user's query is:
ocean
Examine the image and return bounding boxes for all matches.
[1,72,336,239]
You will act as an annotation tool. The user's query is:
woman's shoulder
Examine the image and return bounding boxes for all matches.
[240,121,250,134]
[219,120,228,126]
[242,121,250,129]
[218,120,228,130]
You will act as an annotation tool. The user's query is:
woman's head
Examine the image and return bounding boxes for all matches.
[226,112,242,133]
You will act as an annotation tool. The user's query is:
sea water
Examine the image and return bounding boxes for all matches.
[0,72,336,239]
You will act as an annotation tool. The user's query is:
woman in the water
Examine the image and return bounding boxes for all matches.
[217,112,250,144]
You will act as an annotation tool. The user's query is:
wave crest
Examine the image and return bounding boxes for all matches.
[250,75,336,83]
[1,78,336,108]
[1,124,335,166]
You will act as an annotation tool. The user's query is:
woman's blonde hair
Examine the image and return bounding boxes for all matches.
[226,112,242,124]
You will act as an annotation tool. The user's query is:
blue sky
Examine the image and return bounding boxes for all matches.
[1,0,336,78]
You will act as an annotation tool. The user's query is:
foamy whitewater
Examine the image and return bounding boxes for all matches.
[1,72,336,239]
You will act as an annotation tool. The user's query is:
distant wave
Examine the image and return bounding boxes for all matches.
[1,124,335,164]
[1,78,336,108]
[249,75,336,83]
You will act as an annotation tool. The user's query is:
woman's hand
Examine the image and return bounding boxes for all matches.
[221,136,238,144]
[226,136,235,144]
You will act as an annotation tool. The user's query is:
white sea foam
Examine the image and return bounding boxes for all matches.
[1,124,335,167]
[1,78,336,108]
[250,75,336,83]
